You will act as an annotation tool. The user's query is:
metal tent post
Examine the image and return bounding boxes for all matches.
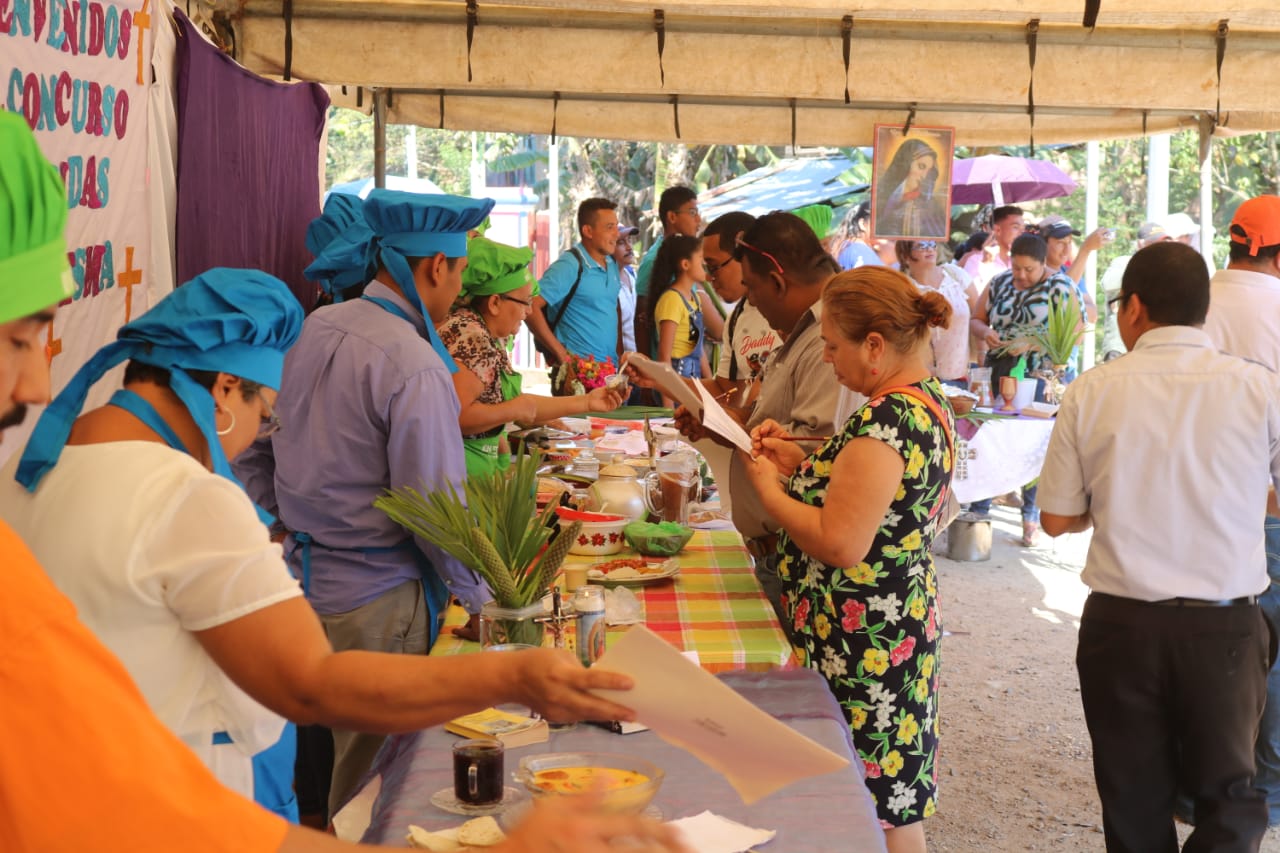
[373,88,387,189]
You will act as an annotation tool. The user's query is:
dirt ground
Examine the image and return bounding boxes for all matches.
[930,505,1280,851]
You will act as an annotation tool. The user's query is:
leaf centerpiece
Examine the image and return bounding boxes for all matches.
[375,452,581,610]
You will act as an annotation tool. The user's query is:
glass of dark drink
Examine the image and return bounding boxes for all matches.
[453,739,505,806]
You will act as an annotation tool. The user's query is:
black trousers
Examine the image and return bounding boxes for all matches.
[1077,593,1270,853]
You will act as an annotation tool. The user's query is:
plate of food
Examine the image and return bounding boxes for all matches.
[586,557,679,587]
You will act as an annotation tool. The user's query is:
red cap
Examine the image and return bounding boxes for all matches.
[1230,196,1280,256]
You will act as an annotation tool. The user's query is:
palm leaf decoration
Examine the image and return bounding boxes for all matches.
[990,289,1084,368]
[375,452,579,609]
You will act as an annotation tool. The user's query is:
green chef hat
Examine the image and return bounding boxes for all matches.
[0,111,77,324]
[790,203,834,240]
[462,235,537,298]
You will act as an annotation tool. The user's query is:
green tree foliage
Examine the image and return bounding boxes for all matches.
[972,130,1280,351]
[324,107,476,193]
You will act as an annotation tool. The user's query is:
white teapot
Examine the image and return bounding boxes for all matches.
[587,464,650,520]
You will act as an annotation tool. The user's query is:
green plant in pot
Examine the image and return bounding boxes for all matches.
[375,452,581,648]
[991,290,1083,405]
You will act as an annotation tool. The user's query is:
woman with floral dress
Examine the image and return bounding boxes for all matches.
[741,266,955,853]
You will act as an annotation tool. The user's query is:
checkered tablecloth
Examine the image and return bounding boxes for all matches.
[431,530,798,673]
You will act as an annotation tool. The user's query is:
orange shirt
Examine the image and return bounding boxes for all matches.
[0,521,289,853]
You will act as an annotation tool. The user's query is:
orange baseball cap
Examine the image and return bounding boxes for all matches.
[1229,195,1280,256]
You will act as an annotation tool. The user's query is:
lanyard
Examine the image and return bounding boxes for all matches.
[361,294,459,374]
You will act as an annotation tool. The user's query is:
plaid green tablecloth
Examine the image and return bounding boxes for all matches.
[431,530,798,673]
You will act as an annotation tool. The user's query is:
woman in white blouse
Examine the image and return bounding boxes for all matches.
[0,270,637,822]
[895,240,976,387]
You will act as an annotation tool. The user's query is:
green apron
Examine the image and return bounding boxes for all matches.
[463,367,524,477]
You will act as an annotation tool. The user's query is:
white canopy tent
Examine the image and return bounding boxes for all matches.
[197,0,1280,147]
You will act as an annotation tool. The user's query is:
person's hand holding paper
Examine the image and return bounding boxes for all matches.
[628,354,752,453]
[588,626,849,804]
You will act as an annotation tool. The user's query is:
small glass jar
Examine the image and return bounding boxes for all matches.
[479,600,547,649]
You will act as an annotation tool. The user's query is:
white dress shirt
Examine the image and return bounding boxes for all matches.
[1038,325,1280,601]
[1203,267,1280,372]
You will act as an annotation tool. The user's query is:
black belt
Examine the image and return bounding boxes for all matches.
[1150,595,1258,608]
[1092,591,1258,609]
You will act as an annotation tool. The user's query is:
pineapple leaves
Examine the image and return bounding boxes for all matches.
[374,452,578,608]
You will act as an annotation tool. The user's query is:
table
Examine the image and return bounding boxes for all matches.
[951,414,1056,504]
[357,669,887,851]
[432,530,798,673]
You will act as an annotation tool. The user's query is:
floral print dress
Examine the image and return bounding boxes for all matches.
[777,379,954,828]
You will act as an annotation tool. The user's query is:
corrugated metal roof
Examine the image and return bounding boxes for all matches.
[698,155,868,222]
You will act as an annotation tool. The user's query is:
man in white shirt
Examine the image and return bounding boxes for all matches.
[615,224,639,354]
[1098,221,1170,361]
[1202,194,1280,827]
[1040,241,1276,851]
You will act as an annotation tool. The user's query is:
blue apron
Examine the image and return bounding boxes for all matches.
[108,389,298,823]
[670,286,707,378]
[285,294,453,646]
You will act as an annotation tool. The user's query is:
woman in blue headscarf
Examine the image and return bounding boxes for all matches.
[0,268,638,823]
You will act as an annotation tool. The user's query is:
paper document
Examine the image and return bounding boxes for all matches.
[591,626,849,804]
[627,354,753,452]
[691,381,753,452]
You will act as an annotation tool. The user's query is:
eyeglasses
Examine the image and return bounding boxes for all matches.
[258,397,282,439]
[499,293,534,308]
[703,256,735,278]
[733,234,786,277]
[1106,292,1128,310]
[915,240,938,250]
[678,205,701,219]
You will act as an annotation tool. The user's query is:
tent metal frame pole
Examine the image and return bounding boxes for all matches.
[381,86,1205,124]
[373,88,387,189]
[221,3,1280,55]
[1083,139,1101,372]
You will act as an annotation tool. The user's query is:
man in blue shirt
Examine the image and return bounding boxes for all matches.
[527,198,622,394]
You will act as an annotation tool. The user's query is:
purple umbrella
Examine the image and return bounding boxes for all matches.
[951,155,1077,206]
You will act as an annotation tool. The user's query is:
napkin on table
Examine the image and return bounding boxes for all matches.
[604,586,643,625]
[668,811,776,853]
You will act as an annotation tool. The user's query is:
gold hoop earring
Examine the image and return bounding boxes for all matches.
[215,407,236,436]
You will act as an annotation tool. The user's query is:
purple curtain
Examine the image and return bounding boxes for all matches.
[174,11,328,312]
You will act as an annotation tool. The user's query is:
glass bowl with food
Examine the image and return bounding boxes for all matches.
[513,752,664,814]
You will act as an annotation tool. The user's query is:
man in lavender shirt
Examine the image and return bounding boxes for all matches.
[240,191,495,814]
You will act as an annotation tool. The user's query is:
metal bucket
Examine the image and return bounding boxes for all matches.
[946,516,992,562]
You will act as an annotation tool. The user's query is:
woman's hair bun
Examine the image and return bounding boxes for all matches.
[916,289,952,330]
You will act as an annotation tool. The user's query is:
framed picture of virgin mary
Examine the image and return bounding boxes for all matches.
[870,124,955,241]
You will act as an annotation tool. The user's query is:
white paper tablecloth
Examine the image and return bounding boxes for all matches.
[951,417,1056,504]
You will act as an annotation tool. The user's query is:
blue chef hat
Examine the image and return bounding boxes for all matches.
[307,190,495,371]
[304,193,377,298]
[17,268,304,492]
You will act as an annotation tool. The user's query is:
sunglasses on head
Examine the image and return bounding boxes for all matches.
[733,234,785,277]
